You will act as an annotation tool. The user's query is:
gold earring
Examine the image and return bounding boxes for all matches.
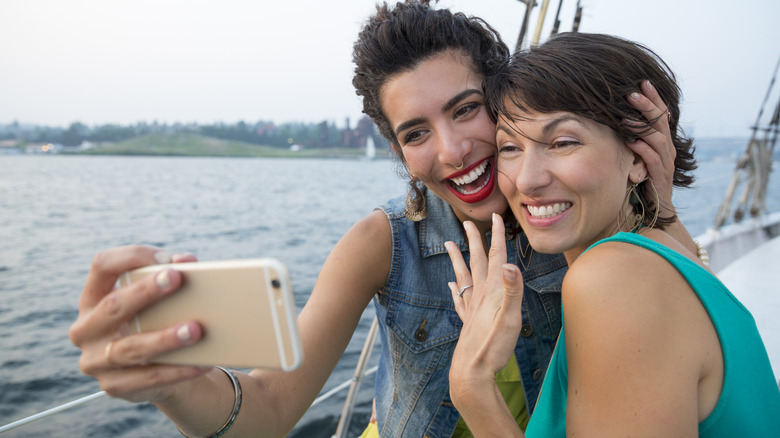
[621,182,646,232]
[644,179,661,229]
[620,178,660,232]
[405,182,427,221]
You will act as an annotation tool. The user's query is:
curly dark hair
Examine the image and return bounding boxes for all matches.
[352,0,509,146]
[352,1,510,209]
[485,32,697,229]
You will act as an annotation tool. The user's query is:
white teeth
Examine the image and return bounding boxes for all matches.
[451,160,488,186]
[527,202,572,219]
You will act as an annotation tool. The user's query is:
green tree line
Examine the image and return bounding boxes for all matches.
[0,117,378,149]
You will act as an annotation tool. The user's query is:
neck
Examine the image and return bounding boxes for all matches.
[563,249,581,266]
[471,219,492,236]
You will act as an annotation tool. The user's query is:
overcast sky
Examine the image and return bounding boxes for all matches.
[1,0,778,138]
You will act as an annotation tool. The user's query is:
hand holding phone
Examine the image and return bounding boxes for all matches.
[119,258,303,370]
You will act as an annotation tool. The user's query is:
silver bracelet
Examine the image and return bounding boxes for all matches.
[178,366,243,438]
[693,240,710,267]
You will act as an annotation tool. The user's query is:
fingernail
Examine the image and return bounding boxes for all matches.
[170,252,193,263]
[645,80,653,90]
[503,264,517,281]
[630,92,640,100]
[155,270,171,289]
[176,323,192,343]
[154,251,172,264]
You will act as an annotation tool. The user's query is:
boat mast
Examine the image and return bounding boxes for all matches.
[516,0,581,51]
[571,0,582,31]
[549,0,565,36]
[714,55,780,229]
[515,0,537,52]
[530,0,551,46]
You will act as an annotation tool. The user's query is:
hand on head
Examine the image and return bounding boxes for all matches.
[624,79,678,217]
[69,245,208,402]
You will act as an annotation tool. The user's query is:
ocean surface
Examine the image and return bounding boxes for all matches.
[1,139,778,437]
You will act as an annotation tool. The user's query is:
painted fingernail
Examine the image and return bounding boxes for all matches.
[155,270,171,289]
[645,80,653,90]
[630,92,640,100]
[177,323,192,343]
[154,251,172,264]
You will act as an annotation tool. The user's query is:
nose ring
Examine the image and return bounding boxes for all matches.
[454,161,464,171]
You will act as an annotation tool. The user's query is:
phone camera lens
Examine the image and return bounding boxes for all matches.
[272,279,281,288]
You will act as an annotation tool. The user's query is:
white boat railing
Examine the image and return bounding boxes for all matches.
[0,391,108,433]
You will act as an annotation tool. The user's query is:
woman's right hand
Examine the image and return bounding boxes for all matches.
[69,245,210,403]
[443,214,526,436]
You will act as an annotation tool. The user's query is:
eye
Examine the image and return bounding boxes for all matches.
[403,129,428,145]
[454,102,481,120]
[551,138,580,148]
[497,142,522,155]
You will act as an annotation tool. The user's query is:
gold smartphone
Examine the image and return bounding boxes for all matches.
[119,258,303,371]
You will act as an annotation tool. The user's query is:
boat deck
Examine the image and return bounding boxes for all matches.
[718,235,780,383]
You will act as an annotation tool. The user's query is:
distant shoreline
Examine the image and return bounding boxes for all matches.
[3,132,392,159]
[74,132,391,159]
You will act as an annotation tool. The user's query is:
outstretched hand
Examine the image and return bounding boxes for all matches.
[625,80,677,217]
[69,245,209,403]
[444,214,525,393]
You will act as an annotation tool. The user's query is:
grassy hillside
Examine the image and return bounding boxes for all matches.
[79,133,380,158]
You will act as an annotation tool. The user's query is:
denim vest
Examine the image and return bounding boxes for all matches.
[373,190,567,438]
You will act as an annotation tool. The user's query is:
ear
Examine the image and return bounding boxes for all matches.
[628,149,649,184]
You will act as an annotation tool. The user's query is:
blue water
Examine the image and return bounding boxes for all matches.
[0,139,777,437]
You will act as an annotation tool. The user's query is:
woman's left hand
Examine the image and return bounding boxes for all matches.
[624,80,677,216]
[445,214,525,397]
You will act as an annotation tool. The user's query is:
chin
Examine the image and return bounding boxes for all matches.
[523,233,567,255]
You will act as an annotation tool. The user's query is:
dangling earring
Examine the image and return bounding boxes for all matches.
[643,179,661,229]
[622,181,646,232]
[405,179,427,221]
[621,177,661,232]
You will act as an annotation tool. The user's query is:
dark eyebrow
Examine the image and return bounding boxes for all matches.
[394,89,483,138]
[395,117,426,138]
[495,114,587,139]
[442,89,482,113]
[541,114,585,136]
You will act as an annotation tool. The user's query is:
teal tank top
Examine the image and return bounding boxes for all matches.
[525,232,780,437]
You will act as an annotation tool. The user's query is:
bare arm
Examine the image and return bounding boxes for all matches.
[70,210,392,437]
[563,241,705,437]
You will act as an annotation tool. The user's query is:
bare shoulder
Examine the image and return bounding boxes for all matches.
[316,209,393,297]
[348,208,393,239]
[564,239,668,300]
[563,233,721,432]
[562,237,688,336]
[337,209,393,261]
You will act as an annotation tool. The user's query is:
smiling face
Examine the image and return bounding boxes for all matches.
[495,107,647,262]
[380,51,507,227]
